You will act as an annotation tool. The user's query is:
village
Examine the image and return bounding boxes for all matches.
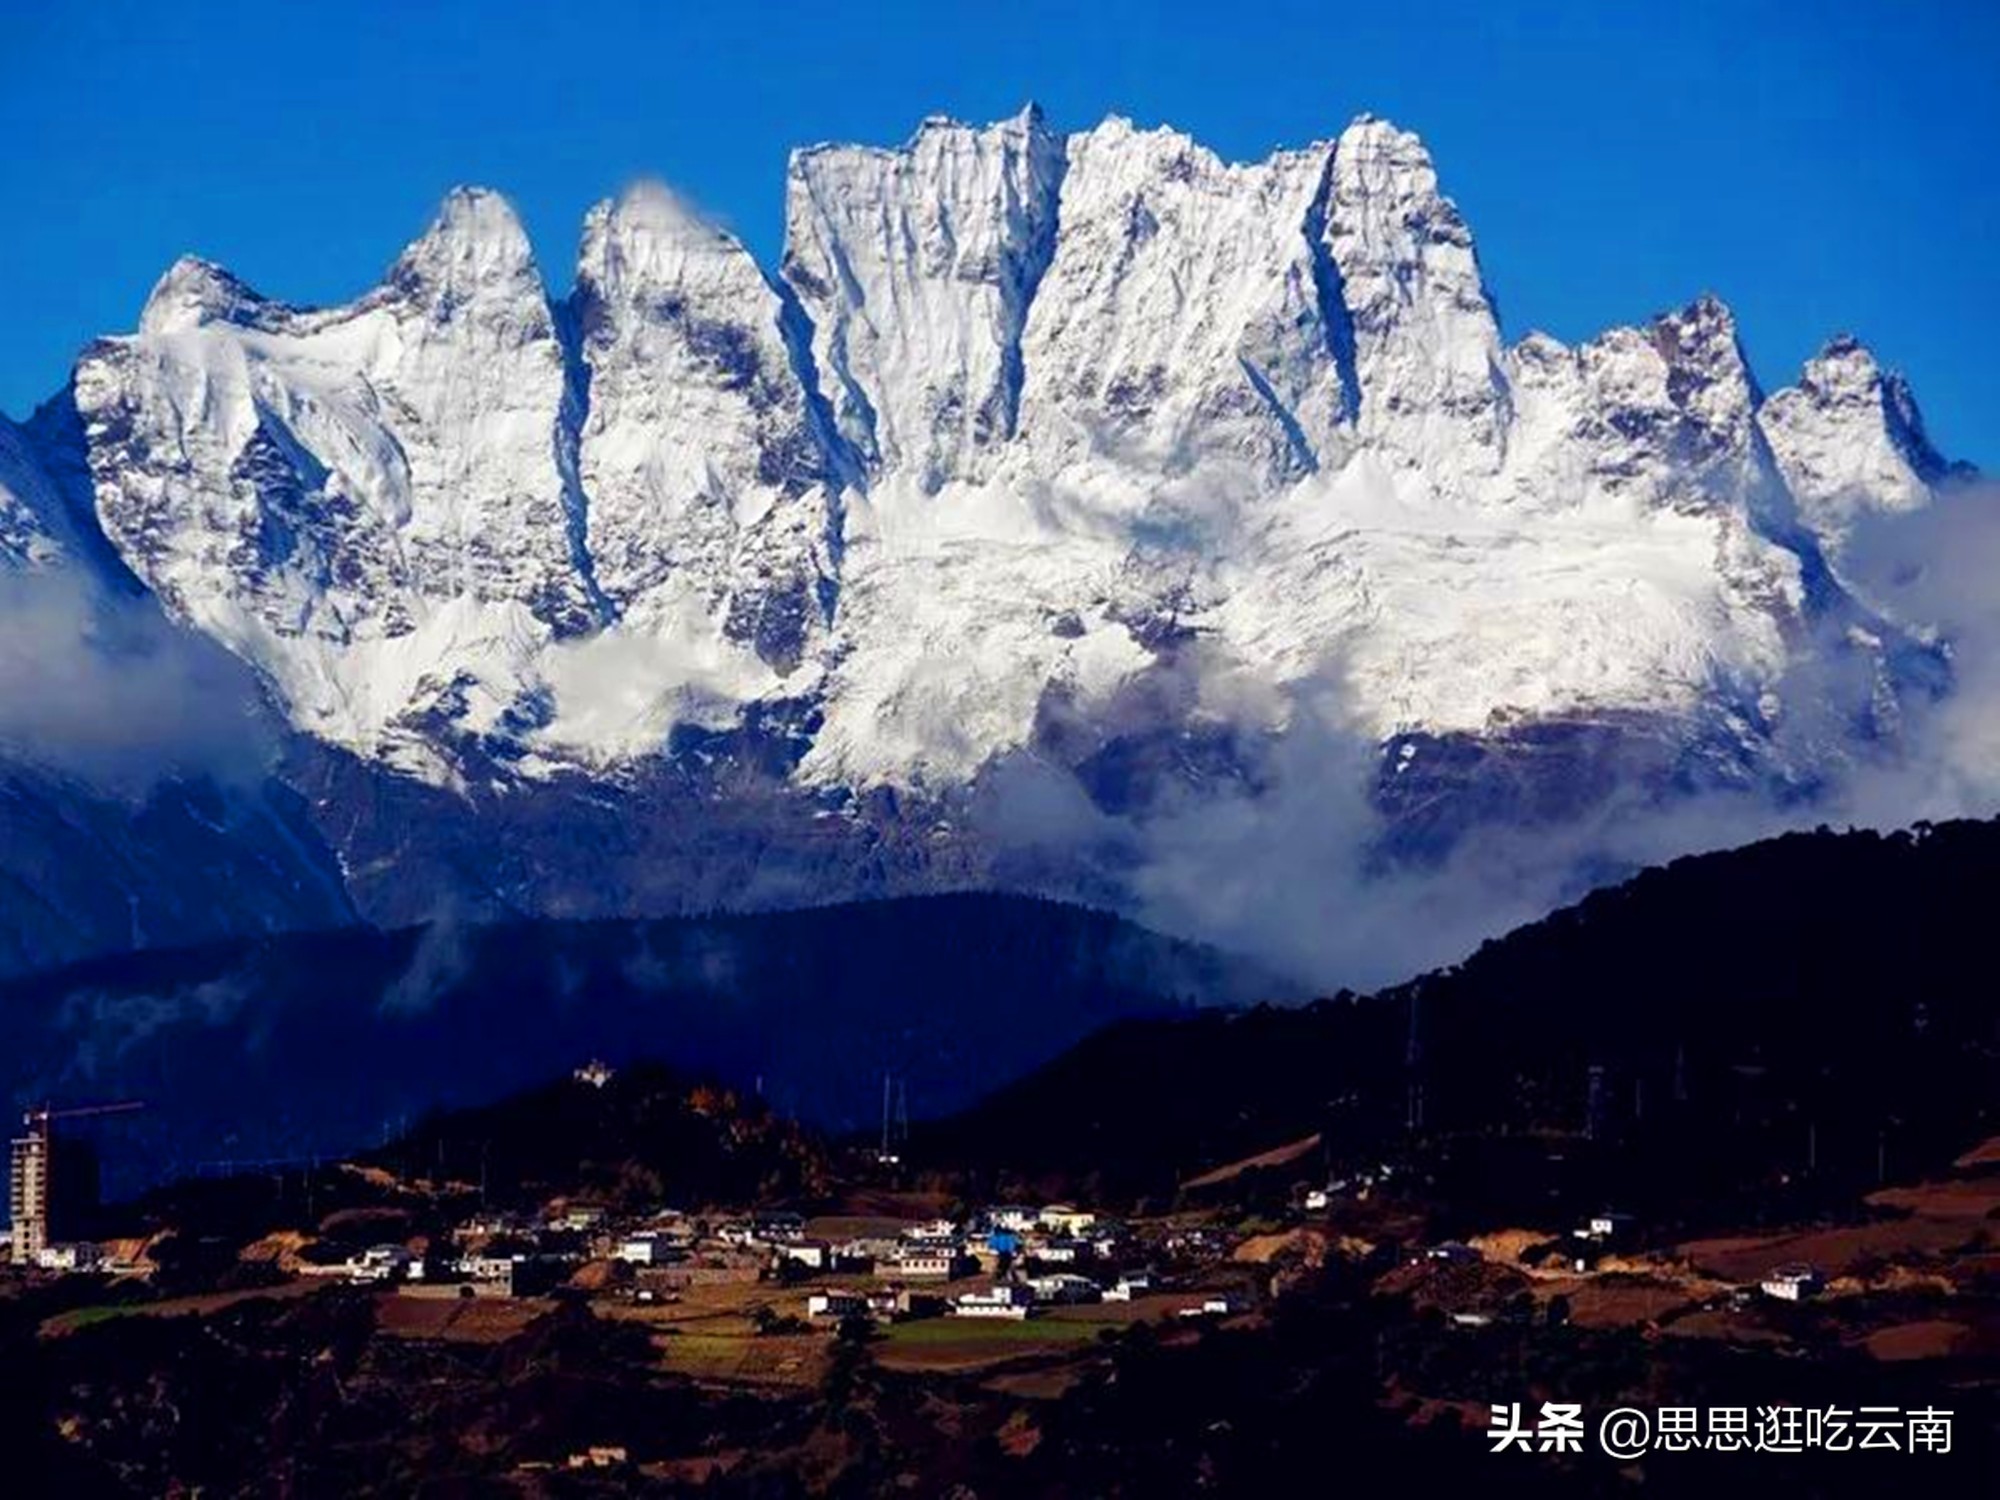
[13,1054,2000,1412]
[210,1195,1243,1335]
[9,1147,1856,1344]
[8,1057,2000,1489]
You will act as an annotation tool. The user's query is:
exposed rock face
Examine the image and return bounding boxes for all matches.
[783,106,1066,492]
[1324,115,1507,491]
[571,183,839,677]
[1010,119,1350,492]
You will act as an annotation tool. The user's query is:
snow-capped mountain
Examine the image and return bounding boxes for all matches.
[0,107,1973,976]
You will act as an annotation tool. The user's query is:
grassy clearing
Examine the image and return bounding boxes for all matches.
[41,1281,326,1339]
[42,1304,140,1335]
[653,1329,825,1387]
[875,1314,1105,1371]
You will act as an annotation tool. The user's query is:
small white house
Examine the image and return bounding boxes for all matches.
[460,1253,521,1283]
[33,1242,101,1273]
[954,1285,1033,1319]
[1030,1238,1085,1264]
[1039,1205,1097,1235]
[616,1234,672,1266]
[987,1206,1039,1233]
[753,1212,807,1244]
[347,1244,419,1282]
[1103,1273,1152,1302]
[806,1290,869,1320]
[1177,1294,1242,1320]
[1026,1272,1100,1305]
[893,1248,969,1280]
[1760,1264,1822,1302]
[1303,1188,1332,1212]
[775,1240,831,1270]
[1576,1212,1637,1242]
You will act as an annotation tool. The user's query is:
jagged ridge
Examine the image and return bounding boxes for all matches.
[0,106,1975,973]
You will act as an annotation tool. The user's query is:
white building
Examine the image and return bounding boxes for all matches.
[775,1240,831,1270]
[1575,1212,1637,1242]
[1026,1273,1099,1305]
[987,1206,1039,1233]
[1039,1205,1097,1235]
[460,1253,521,1283]
[892,1248,970,1280]
[1178,1294,1241,1319]
[616,1234,674,1266]
[1103,1274,1152,1302]
[806,1290,869,1320]
[347,1244,419,1282]
[1760,1264,1822,1302]
[753,1212,807,1244]
[33,1242,101,1273]
[954,1285,1033,1320]
[1032,1238,1086,1264]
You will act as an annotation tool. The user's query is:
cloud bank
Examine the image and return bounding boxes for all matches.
[976,483,2000,994]
[0,568,274,793]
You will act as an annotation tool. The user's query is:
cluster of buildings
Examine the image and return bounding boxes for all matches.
[790,1204,1190,1324]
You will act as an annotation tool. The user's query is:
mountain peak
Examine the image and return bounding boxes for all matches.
[386,186,540,307]
[1792,336,1949,478]
[1800,332,1886,400]
[580,181,742,289]
[39,105,1967,835]
[1648,293,1748,374]
[1334,113,1435,175]
[1325,108,1504,484]
[137,255,277,337]
[1756,333,1957,557]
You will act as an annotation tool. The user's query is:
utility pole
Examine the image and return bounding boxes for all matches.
[1404,990,1424,1134]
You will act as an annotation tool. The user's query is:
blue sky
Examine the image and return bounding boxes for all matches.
[3,0,1994,461]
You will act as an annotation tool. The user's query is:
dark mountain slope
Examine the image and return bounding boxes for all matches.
[931,818,2000,1212]
[0,892,1274,1191]
[0,759,356,978]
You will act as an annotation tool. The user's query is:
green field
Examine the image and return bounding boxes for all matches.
[876,1314,1107,1370]
[43,1303,141,1335]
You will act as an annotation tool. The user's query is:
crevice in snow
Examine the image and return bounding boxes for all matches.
[995,104,1068,445]
[552,292,618,632]
[1300,153,1362,426]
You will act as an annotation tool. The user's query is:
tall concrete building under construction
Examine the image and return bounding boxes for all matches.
[8,1128,50,1265]
[9,1103,129,1265]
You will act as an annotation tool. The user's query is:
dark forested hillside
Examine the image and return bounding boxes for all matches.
[0,893,1275,1191]
[931,819,2000,1216]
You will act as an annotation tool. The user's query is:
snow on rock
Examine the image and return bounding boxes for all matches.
[72,187,595,771]
[1758,334,1958,568]
[571,181,837,680]
[0,416,72,569]
[1216,465,1799,743]
[1009,119,1350,499]
[34,109,1973,807]
[782,106,1064,491]
[1324,116,1508,494]
[1498,296,1776,516]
